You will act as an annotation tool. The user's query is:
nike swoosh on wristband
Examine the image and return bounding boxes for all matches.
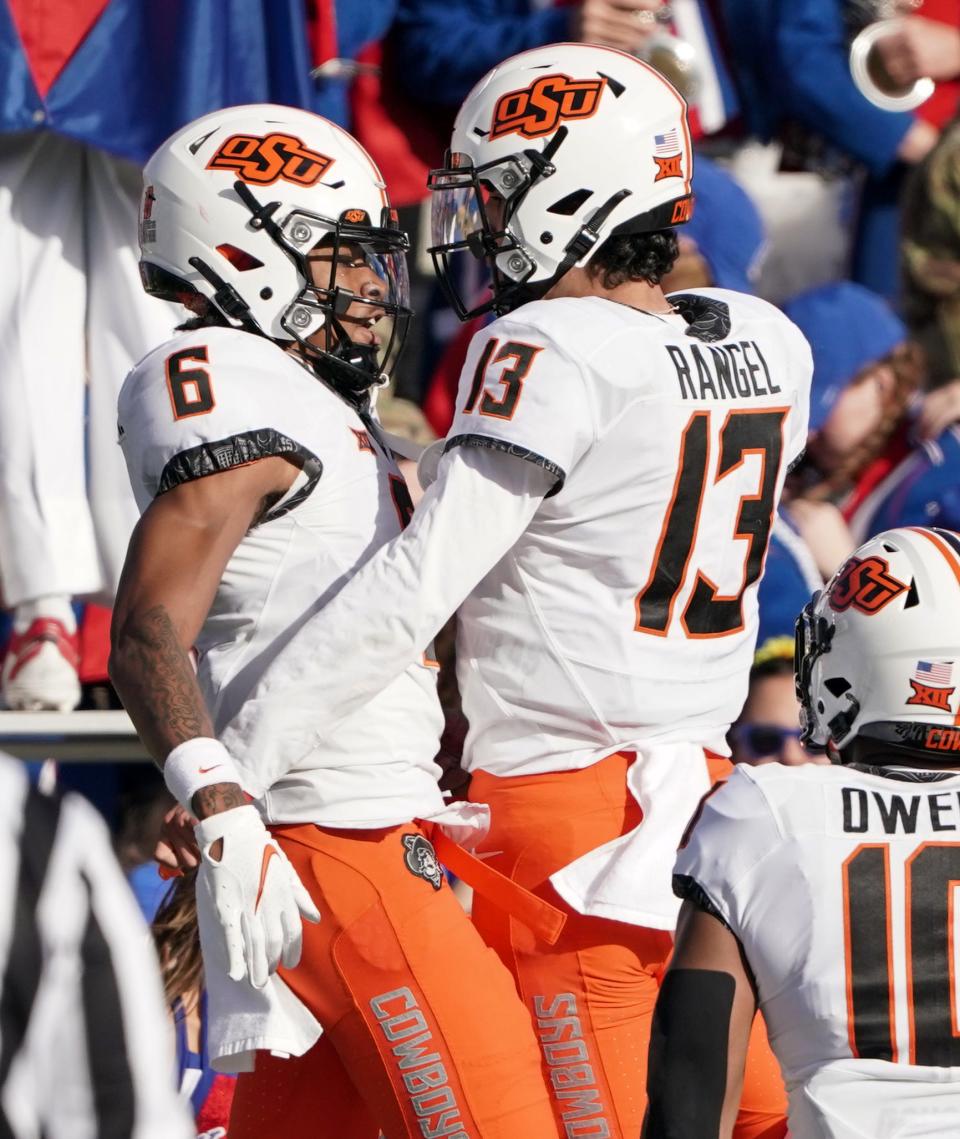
[198,765,222,774]
[255,847,278,911]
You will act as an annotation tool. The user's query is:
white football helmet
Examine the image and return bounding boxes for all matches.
[139,104,410,401]
[427,42,694,319]
[796,527,960,760]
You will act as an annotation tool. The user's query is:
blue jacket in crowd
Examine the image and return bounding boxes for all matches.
[720,0,912,176]
[0,0,393,165]
[390,0,570,106]
[851,426,960,542]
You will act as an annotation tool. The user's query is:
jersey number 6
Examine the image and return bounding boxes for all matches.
[635,408,787,638]
[166,346,215,420]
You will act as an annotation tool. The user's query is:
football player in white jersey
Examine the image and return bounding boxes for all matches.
[649,525,960,1139]
[108,105,561,1139]
[209,46,812,1137]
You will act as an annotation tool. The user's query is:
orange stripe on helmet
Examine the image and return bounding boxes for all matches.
[905,527,960,726]
[907,527,960,590]
[578,42,694,198]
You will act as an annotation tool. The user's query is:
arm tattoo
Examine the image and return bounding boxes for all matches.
[111,603,215,763]
[192,782,246,820]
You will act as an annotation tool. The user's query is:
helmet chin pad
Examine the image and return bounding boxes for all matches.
[323,337,384,396]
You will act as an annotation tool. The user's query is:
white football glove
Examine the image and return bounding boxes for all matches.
[194,805,320,989]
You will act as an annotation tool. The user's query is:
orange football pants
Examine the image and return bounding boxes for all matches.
[468,752,787,1139]
[228,819,559,1139]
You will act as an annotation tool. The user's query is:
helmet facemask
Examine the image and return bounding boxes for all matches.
[795,594,845,748]
[226,182,412,404]
[427,148,554,319]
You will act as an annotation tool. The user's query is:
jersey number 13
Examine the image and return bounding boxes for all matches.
[635,408,787,638]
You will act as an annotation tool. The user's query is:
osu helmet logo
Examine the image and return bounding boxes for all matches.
[828,555,907,615]
[206,132,334,187]
[489,74,607,141]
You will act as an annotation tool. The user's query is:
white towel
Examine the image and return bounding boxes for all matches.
[201,800,490,1072]
[549,742,714,930]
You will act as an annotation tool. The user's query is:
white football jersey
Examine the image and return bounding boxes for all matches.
[676,762,960,1138]
[118,326,445,827]
[447,288,812,774]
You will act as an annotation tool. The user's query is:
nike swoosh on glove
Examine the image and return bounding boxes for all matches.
[194,805,321,989]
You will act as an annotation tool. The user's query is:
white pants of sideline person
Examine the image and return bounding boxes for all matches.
[0,131,178,607]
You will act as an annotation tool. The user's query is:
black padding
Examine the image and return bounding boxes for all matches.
[643,969,735,1139]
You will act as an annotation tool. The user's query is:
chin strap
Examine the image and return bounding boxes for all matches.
[187,256,255,326]
[495,188,634,316]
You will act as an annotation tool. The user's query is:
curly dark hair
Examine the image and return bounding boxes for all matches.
[174,295,232,333]
[589,229,680,289]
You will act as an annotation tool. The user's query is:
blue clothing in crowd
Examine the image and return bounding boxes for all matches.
[390,0,574,106]
[718,0,915,300]
[719,0,912,174]
[306,0,398,126]
[782,281,907,432]
[850,426,960,542]
[686,156,766,294]
[0,0,392,164]
[756,507,823,651]
[0,0,274,164]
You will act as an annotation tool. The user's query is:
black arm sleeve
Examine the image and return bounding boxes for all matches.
[643,969,735,1139]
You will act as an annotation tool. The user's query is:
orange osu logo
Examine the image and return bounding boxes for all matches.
[828,555,907,615]
[207,132,334,187]
[907,681,955,712]
[654,153,684,181]
[489,74,606,141]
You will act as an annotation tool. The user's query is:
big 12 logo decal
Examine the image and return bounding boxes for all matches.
[489,74,607,141]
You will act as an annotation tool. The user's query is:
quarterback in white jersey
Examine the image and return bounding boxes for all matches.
[215,45,811,1139]
[650,527,960,1139]
[109,105,559,1139]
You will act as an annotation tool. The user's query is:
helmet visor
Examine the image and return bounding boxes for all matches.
[430,172,488,251]
[427,158,530,319]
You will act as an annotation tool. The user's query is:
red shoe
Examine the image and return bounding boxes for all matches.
[2,618,81,711]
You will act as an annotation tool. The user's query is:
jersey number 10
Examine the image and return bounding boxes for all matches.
[843,841,960,1067]
[635,408,787,638]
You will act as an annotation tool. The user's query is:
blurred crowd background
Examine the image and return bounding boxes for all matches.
[1,0,960,1130]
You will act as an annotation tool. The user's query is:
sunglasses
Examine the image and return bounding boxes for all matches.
[733,723,803,761]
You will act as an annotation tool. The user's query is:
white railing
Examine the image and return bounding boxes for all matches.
[0,710,148,762]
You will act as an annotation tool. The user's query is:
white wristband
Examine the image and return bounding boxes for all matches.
[163,737,243,813]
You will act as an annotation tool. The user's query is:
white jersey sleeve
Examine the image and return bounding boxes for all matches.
[673,765,784,928]
[445,313,596,491]
[218,446,552,763]
[118,327,324,512]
